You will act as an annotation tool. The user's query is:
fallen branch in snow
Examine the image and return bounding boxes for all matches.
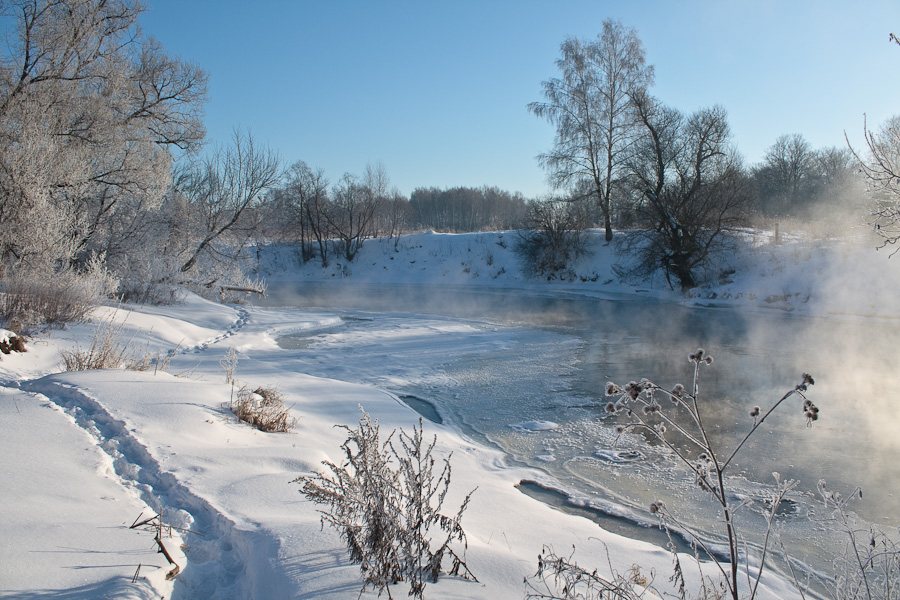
[129,512,203,582]
[220,285,266,297]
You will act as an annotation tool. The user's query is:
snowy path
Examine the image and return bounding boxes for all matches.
[1,300,294,598]
[20,376,292,599]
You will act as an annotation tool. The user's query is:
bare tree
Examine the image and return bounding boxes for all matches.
[529,19,653,242]
[175,129,280,279]
[279,160,331,265]
[848,114,900,249]
[752,133,814,216]
[624,98,749,290]
[408,186,526,232]
[516,196,591,277]
[326,164,388,262]
[379,189,408,241]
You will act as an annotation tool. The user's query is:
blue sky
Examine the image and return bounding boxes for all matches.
[141,0,900,198]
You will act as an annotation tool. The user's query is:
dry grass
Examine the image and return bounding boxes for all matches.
[60,314,131,371]
[0,333,26,355]
[231,385,296,432]
[60,312,172,373]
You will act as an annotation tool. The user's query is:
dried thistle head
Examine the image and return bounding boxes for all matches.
[749,406,760,418]
[689,348,714,365]
[803,399,820,425]
[796,372,815,392]
[606,382,622,396]
[624,381,642,399]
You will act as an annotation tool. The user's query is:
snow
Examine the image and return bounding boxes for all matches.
[2,228,893,599]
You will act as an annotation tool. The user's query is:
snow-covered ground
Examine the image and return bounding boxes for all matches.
[2,228,896,599]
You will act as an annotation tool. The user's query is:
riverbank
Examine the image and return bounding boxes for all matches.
[257,228,900,320]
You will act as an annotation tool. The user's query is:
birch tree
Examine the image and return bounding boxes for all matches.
[529,19,653,242]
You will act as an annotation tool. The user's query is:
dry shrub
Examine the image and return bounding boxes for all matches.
[294,411,476,600]
[1,257,118,330]
[231,385,296,432]
[124,345,175,374]
[0,332,26,355]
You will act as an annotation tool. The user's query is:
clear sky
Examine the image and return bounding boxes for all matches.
[140,0,900,199]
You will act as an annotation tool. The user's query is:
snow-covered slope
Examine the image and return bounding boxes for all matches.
[258,228,900,319]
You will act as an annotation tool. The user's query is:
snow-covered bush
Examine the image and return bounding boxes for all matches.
[294,410,476,599]
[231,386,296,433]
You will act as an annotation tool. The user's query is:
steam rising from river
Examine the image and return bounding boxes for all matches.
[260,256,900,576]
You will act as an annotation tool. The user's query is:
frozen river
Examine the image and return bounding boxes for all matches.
[260,282,900,576]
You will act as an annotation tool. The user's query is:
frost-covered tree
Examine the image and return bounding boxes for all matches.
[0,0,207,275]
[171,129,279,292]
[848,114,900,250]
[529,19,654,242]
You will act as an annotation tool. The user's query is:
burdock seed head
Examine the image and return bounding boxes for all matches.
[689,348,714,364]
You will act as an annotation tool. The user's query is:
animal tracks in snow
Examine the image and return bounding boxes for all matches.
[182,306,250,355]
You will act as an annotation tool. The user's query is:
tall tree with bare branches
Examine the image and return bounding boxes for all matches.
[529,19,653,242]
[175,129,280,278]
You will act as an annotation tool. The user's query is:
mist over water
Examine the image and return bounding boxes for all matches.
[259,281,900,574]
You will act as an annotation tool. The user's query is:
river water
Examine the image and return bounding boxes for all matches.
[259,282,900,577]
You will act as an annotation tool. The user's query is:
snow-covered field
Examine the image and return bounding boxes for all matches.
[2,229,897,599]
